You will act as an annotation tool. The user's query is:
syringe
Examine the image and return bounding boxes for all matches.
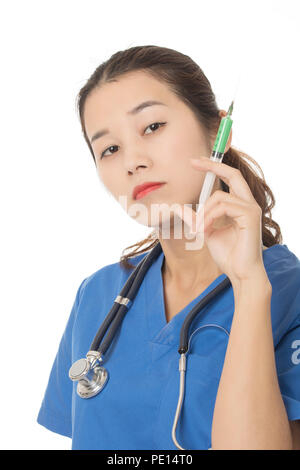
[196,101,234,212]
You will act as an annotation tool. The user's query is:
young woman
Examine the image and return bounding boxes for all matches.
[37,45,300,450]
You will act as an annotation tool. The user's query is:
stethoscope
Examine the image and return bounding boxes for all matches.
[68,241,231,450]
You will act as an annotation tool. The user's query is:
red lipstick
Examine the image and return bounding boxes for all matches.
[133,182,165,200]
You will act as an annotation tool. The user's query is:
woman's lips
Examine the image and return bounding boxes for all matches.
[135,183,165,200]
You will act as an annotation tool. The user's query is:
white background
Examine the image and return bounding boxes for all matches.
[0,0,299,450]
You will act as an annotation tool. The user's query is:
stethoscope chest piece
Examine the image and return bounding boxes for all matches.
[69,353,108,399]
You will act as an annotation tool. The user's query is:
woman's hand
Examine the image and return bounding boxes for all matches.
[174,156,267,284]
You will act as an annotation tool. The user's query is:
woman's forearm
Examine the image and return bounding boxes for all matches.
[211,270,293,449]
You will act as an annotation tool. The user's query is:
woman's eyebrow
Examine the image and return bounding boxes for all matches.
[90,100,167,144]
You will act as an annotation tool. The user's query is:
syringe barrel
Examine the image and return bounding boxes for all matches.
[213,115,233,154]
[198,171,216,209]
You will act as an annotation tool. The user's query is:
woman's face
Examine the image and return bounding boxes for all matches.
[84,70,221,230]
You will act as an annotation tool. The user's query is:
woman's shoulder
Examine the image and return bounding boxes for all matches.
[78,251,149,300]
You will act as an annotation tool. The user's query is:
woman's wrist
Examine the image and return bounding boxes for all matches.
[230,267,272,298]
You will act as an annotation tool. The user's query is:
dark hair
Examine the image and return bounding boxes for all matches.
[76,45,283,271]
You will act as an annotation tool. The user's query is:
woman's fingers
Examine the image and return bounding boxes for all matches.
[173,155,261,236]
[190,157,256,203]
[203,199,261,233]
[196,189,251,231]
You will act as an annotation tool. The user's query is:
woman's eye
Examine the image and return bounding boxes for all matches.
[144,121,166,135]
[99,122,166,159]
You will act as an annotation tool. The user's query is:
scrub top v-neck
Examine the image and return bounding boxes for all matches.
[37,243,300,450]
[145,249,228,344]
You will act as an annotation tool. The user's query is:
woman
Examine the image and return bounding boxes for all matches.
[37,45,300,450]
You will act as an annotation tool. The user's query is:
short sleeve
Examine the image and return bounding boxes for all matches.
[36,277,87,438]
[275,315,300,422]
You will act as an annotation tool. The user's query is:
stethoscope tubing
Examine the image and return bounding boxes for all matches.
[179,276,231,354]
[74,239,233,450]
[90,240,231,357]
[90,241,162,355]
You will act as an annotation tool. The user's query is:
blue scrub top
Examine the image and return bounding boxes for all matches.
[37,243,300,450]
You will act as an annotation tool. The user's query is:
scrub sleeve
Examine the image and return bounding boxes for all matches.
[37,277,88,438]
[275,290,300,421]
